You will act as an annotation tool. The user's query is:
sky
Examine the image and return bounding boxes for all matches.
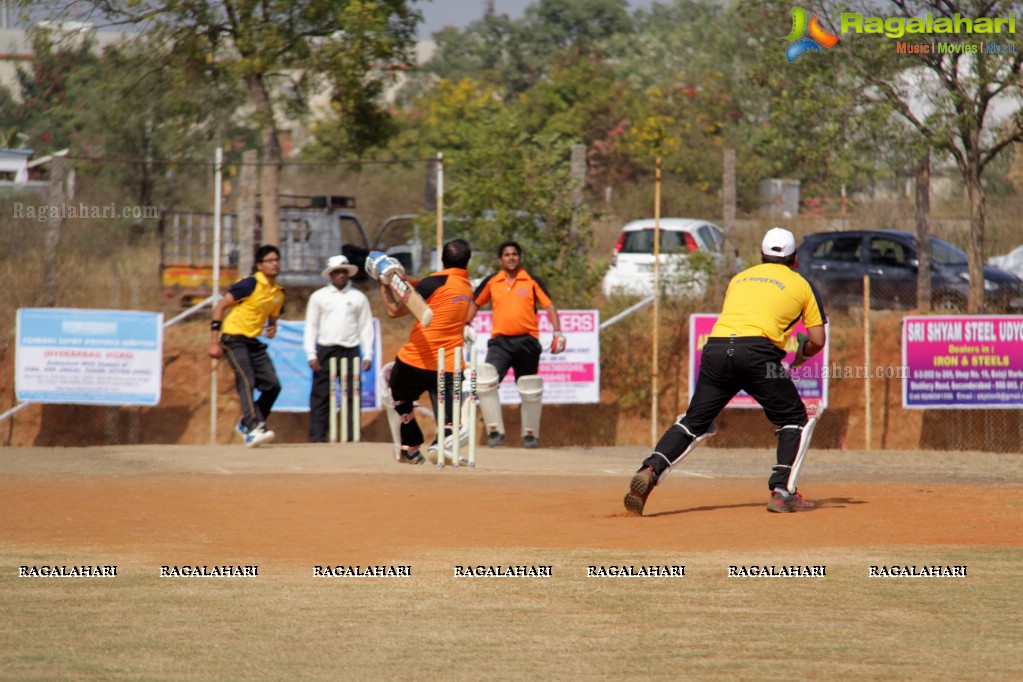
[417,0,657,38]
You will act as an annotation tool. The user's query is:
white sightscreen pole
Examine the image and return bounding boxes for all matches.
[435,151,444,271]
[651,158,662,447]
[210,146,223,444]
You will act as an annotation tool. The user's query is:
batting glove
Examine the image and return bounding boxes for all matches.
[791,332,810,368]
[463,325,476,345]
[380,257,405,283]
[550,331,566,354]
[365,251,390,281]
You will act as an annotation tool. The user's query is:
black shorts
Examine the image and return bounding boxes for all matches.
[485,334,542,382]
[388,358,437,404]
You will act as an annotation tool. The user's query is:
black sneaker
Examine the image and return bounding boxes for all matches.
[487,431,505,448]
[523,435,538,449]
[624,467,657,516]
[399,447,425,465]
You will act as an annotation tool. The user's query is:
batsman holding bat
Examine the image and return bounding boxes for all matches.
[624,227,828,515]
[372,239,473,464]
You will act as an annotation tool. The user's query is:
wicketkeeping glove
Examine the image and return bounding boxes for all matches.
[791,332,810,368]
[550,331,566,354]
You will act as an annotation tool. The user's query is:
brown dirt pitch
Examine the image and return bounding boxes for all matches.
[2,443,1021,681]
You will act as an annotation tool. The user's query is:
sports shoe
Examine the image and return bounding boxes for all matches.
[624,467,657,516]
[766,489,816,513]
[523,435,538,449]
[244,423,275,448]
[487,431,505,448]
[429,442,468,467]
[400,447,425,465]
[236,421,249,441]
[443,424,470,450]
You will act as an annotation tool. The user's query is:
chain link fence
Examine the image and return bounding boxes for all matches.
[2,162,1022,453]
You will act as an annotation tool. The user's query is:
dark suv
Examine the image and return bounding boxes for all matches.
[796,230,1023,312]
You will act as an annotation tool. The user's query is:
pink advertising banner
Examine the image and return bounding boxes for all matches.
[902,315,1023,409]
[688,314,829,410]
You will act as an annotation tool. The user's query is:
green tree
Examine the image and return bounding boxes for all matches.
[840,0,1023,312]
[419,15,537,99]
[386,77,506,157]
[423,0,632,100]
[26,0,420,245]
[441,117,603,306]
[70,37,252,208]
[1,29,100,154]
[730,0,909,204]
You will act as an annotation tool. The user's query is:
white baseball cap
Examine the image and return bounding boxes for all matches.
[762,227,796,257]
[321,254,358,279]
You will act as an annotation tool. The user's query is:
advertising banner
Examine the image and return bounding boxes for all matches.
[902,315,1023,408]
[471,310,600,404]
[689,314,828,410]
[16,308,163,405]
[264,319,383,412]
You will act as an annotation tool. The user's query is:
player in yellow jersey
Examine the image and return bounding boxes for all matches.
[208,245,286,448]
[624,228,828,515]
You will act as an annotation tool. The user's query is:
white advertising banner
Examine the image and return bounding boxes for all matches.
[470,309,600,404]
[16,308,164,406]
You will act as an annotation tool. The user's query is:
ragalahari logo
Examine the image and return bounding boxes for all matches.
[784,7,840,62]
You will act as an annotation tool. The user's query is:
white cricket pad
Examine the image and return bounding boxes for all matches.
[476,362,504,436]
[786,415,819,494]
[379,361,402,460]
[517,375,543,438]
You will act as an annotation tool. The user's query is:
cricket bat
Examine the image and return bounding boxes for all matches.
[390,273,433,327]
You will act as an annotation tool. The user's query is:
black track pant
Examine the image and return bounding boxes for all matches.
[220,334,281,431]
[642,337,808,491]
[308,344,362,443]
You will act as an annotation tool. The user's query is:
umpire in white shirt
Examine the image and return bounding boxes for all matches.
[304,255,374,442]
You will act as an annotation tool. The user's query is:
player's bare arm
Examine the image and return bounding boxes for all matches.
[379,276,423,320]
[803,325,826,356]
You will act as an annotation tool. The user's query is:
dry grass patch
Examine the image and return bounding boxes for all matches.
[2,547,1021,680]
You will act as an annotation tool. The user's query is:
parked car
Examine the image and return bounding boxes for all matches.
[987,243,1023,280]
[601,218,726,298]
[796,230,1023,312]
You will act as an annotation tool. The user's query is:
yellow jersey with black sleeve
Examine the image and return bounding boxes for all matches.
[222,272,285,338]
[710,263,827,350]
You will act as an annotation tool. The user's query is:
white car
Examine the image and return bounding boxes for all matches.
[601,218,725,298]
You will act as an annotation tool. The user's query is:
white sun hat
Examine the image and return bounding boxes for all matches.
[321,254,358,279]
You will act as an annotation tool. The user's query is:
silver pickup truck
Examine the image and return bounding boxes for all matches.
[159,196,419,306]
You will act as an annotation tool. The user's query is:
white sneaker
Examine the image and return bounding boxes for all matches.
[245,423,275,448]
